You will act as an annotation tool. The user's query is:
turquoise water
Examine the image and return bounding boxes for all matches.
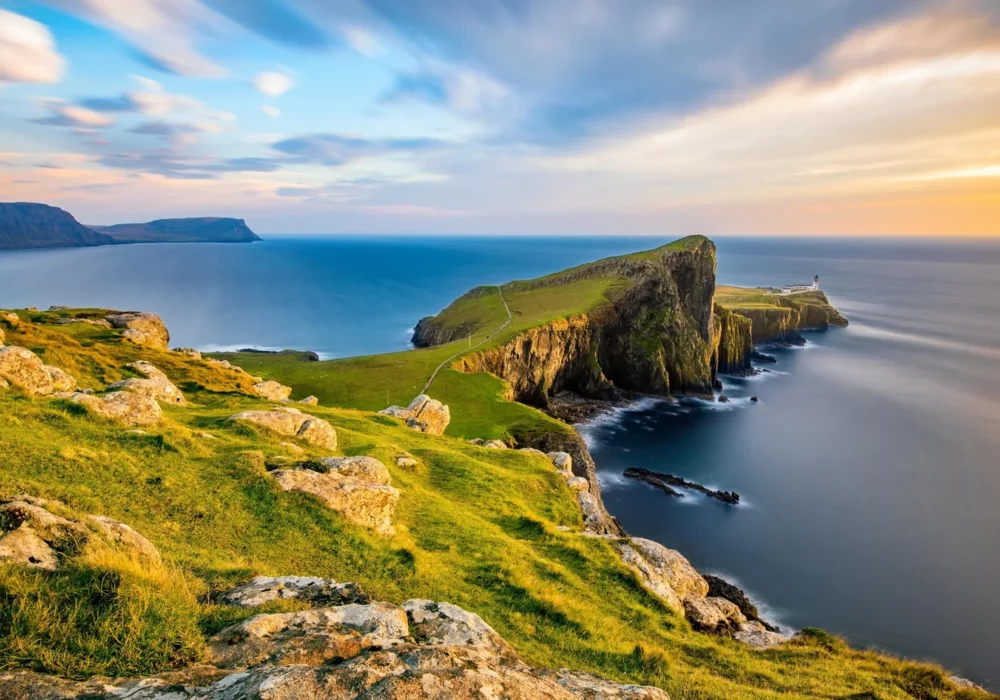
[2,235,999,688]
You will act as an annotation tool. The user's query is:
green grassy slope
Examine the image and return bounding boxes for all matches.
[0,311,988,699]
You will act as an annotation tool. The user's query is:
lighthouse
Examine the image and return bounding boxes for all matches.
[813,275,820,290]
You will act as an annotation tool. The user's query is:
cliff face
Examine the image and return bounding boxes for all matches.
[0,203,116,250]
[447,238,720,406]
[712,306,753,377]
[728,293,848,345]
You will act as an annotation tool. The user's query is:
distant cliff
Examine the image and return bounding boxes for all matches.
[92,217,261,243]
[0,203,116,250]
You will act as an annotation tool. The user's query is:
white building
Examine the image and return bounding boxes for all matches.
[780,276,820,294]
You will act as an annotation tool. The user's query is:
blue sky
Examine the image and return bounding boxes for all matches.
[1,0,999,235]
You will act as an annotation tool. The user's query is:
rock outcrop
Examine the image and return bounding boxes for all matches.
[0,346,60,395]
[228,407,337,450]
[65,391,163,426]
[379,394,451,435]
[0,578,668,699]
[108,361,185,405]
[271,462,400,537]
[0,202,116,250]
[251,380,292,402]
[0,497,159,571]
[220,576,368,608]
[106,312,170,350]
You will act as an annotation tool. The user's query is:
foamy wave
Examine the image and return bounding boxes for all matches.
[577,397,669,448]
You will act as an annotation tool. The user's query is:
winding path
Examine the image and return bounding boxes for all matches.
[421,285,512,394]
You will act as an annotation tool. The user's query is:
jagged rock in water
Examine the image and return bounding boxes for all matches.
[66,391,162,426]
[615,537,708,614]
[108,361,185,405]
[220,576,369,608]
[106,312,170,350]
[379,394,451,435]
[683,596,746,633]
[733,621,786,649]
[298,395,319,406]
[703,574,777,631]
[0,591,669,699]
[0,346,56,395]
[315,456,391,485]
[271,468,399,536]
[227,408,337,450]
[251,380,292,402]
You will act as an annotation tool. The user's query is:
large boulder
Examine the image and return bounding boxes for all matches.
[0,346,55,396]
[108,361,185,406]
[66,391,162,426]
[228,408,337,450]
[272,469,399,536]
[43,365,75,392]
[683,596,746,633]
[615,537,708,614]
[251,380,292,402]
[733,621,786,649]
[106,312,169,350]
[379,394,450,435]
[403,599,515,658]
[317,456,391,485]
[220,576,368,608]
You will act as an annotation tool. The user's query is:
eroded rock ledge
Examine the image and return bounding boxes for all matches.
[0,576,669,699]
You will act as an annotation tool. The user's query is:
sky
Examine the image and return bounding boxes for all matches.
[0,0,998,236]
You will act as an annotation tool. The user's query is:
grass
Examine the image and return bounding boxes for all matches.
[0,303,988,698]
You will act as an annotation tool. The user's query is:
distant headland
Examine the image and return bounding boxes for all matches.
[0,202,260,251]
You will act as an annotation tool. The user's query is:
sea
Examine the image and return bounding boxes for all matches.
[1,235,998,689]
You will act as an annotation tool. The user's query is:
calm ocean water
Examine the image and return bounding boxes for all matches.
[2,235,999,688]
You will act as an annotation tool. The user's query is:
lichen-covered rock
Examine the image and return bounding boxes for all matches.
[518,447,546,456]
[228,409,336,450]
[208,602,409,669]
[106,312,169,350]
[544,669,671,699]
[733,621,786,649]
[615,537,707,614]
[86,515,161,564]
[379,394,451,435]
[66,391,162,426]
[1,311,20,327]
[0,346,55,395]
[483,439,508,449]
[173,347,202,359]
[0,527,60,570]
[403,599,516,657]
[220,576,368,608]
[298,395,319,406]
[317,456,391,485]
[548,451,573,474]
[683,596,746,633]
[566,476,590,493]
[251,380,292,402]
[396,454,418,469]
[43,365,75,392]
[108,361,185,405]
[272,469,399,536]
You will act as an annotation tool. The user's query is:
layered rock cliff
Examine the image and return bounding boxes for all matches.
[424,236,721,406]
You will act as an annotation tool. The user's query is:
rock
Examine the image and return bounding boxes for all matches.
[272,469,399,536]
[43,365,75,392]
[173,347,202,359]
[615,537,708,614]
[518,447,546,456]
[717,395,729,403]
[396,454,418,469]
[320,456,392,485]
[623,468,740,505]
[251,380,292,402]
[228,409,337,450]
[467,438,485,446]
[86,515,161,563]
[566,476,590,493]
[576,491,609,535]
[950,675,988,692]
[0,346,55,395]
[196,431,217,439]
[298,395,319,406]
[683,596,746,633]
[483,439,508,449]
[733,621,786,649]
[703,574,777,631]
[279,441,304,454]
[220,576,368,608]
[548,451,573,474]
[0,527,60,570]
[66,391,162,426]
[208,602,409,669]
[750,396,759,403]
[108,361,185,405]
[54,317,112,328]
[2,311,20,327]
[106,312,169,350]
[544,669,670,699]
[379,394,451,435]
[403,599,516,657]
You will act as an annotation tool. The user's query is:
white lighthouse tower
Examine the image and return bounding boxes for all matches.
[813,275,820,290]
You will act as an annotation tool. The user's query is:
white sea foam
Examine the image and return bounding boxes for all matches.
[577,396,669,448]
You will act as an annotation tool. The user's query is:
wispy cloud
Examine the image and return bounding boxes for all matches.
[0,10,65,84]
